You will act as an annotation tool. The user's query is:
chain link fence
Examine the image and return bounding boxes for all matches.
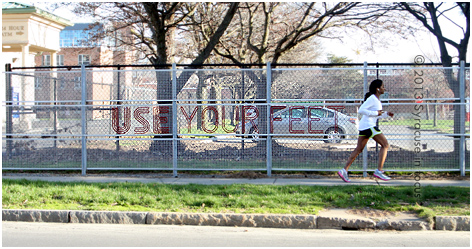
[3,63,470,176]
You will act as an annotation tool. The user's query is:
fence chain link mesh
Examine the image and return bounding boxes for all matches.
[3,64,470,175]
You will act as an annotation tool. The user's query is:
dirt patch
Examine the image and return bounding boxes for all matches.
[3,139,469,180]
[347,208,397,219]
[225,171,268,179]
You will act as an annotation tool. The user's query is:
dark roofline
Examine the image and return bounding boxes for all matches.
[63,23,103,31]
[2,2,72,27]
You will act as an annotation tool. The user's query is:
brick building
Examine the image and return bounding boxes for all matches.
[33,23,139,119]
[34,23,136,67]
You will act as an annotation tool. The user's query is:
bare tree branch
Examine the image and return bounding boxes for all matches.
[190,2,239,66]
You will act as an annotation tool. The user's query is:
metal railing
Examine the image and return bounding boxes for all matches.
[2,62,470,176]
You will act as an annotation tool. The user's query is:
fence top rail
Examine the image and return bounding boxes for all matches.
[4,133,469,138]
[7,62,469,71]
[4,98,467,107]
[4,66,468,75]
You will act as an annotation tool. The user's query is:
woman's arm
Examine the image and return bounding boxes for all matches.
[358,96,379,117]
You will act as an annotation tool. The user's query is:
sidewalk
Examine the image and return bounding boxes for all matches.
[2,174,470,187]
[2,174,470,231]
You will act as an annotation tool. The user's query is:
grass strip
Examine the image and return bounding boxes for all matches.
[381,119,470,133]
[2,179,469,222]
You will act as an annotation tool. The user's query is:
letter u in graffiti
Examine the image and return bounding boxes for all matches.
[112,107,131,134]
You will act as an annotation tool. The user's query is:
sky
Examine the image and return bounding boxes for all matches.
[319,3,467,64]
[320,28,442,64]
[27,1,469,64]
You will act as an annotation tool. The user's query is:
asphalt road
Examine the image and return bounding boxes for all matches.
[3,221,470,247]
[381,125,462,153]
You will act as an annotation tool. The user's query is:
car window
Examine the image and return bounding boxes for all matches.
[279,110,289,119]
[279,108,305,119]
[326,110,334,118]
[310,108,335,118]
[310,109,324,118]
[291,108,305,118]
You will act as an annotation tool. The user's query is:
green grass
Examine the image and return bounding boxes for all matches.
[2,179,469,222]
[179,120,237,138]
[382,119,470,133]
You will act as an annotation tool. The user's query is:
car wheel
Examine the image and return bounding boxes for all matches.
[324,127,344,143]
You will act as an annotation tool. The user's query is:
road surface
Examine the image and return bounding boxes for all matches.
[3,221,469,247]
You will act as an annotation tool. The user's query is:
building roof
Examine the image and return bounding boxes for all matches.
[2,2,31,9]
[2,2,72,27]
[63,23,102,31]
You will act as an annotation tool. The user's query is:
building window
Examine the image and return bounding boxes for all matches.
[42,55,51,66]
[57,54,64,66]
[58,77,65,89]
[59,24,102,48]
[35,77,42,89]
[78,54,91,65]
[74,77,81,89]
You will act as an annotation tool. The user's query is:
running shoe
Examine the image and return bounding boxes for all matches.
[373,169,391,181]
[338,169,351,183]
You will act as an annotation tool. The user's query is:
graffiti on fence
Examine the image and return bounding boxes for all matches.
[110,105,351,135]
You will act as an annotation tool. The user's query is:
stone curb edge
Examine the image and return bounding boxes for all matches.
[2,209,470,231]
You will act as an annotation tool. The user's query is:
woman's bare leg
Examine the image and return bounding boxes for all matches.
[372,133,389,171]
[344,136,370,171]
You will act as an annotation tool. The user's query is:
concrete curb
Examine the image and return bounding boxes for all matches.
[2,209,469,231]
[2,209,69,223]
[146,212,317,229]
[69,211,148,224]
[435,216,470,231]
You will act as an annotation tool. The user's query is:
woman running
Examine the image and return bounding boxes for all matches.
[338,79,394,183]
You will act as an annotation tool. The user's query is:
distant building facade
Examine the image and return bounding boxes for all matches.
[3,3,148,125]
[34,23,136,67]
[32,22,142,120]
[2,2,72,129]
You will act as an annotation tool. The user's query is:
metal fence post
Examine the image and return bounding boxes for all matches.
[375,62,379,154]
[53,78,57,149]
[459,60,465,176]
[81,64,87,176]
[172,63,178,177]
[362,61,368,177]
[266,62,272,177]
[5,63,13,159]
[116,66,121,152]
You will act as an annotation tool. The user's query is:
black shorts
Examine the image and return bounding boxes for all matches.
[359,126,382,138]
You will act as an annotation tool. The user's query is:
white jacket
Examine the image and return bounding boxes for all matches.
[358,94,388,131]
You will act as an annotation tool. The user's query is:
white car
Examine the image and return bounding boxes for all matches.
[237,106,358,143]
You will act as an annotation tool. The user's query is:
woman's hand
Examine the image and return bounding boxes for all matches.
[378,110,394,117]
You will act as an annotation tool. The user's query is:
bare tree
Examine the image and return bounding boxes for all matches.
[398,2,469,65]
[54,2,239,151]
[397,2,469,155]
[55,2,239,67]
[194,2,408,141]
[211,2,408,66]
